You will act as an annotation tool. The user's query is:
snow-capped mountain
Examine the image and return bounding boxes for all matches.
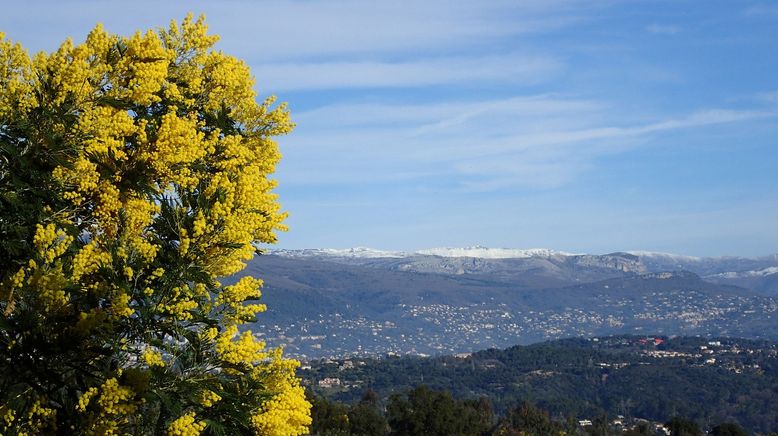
[265,247,778,294]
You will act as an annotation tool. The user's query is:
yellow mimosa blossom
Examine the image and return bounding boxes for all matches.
[197,390,221,408]
[167,412,206,436]
[142,349,166,368]
[215,325,267,365]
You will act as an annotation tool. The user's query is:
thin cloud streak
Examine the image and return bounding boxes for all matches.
[295,96,601,129]
[252,55,564,92]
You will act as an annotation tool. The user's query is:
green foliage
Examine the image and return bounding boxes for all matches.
[497,401,564,435]
[665,416,702,436]
[309,394,351,436]
[709,422,748,436]
[386,386,492,436]
[308,390,387,436]
[310,384,774,436]
[348,390,388,436]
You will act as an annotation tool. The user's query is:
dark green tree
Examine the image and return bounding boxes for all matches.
[309,394,350,436]
[348,390,388,436]
[710,422,747,436]
[500,401,564,435]
[386,385,491,436]
[585,414,615,436]
[666,417,702,436]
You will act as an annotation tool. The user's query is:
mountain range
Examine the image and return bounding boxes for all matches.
[238,247,778,358]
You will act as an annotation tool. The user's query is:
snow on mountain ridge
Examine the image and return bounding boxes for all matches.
[271,247,407,258]
[271,246,572,259]
[414,246,573,259]
[626,251,702,261]
[269,247,777,262]
[711,267,778,279]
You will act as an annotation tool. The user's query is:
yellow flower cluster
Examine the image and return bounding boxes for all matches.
[142,111,212,188]
[9,267,25,289]
[33,34,102,107]
[197,390,221,408]
[0,399,63,434]
[0,32,36,118]
[113,30,171,105]
[142,349,166,368]
[95,378,136,415]
[202,51,255,116]
[251,383,311,436]
[161,15,218,105]
[94,181,122,227]
[33,223,72,264]
[72,378,140,435]
[167,412,206,436]
[200,327,219,343]
[25,399,57,433]
[216,276,266,324]
[0,405,15,428]
[110,291,135,319]
[120,198,160,263]
[250,351,311,436]
[25,263,69,313]
[76,387,99,412]
[77,106,136,158]
[215,325,266,365]
[53,157,100,205]
[159,285,199,320]
[71,242,111,281]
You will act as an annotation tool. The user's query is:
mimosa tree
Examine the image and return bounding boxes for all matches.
[0,14,310,435]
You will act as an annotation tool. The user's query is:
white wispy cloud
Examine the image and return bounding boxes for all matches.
[252,54,563,92]
[295,95,600,129]
[279,98,776,190]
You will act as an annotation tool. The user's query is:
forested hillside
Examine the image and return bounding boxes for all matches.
[302,336,778,434]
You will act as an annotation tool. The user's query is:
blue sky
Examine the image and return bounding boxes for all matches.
[2,1,777,256]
